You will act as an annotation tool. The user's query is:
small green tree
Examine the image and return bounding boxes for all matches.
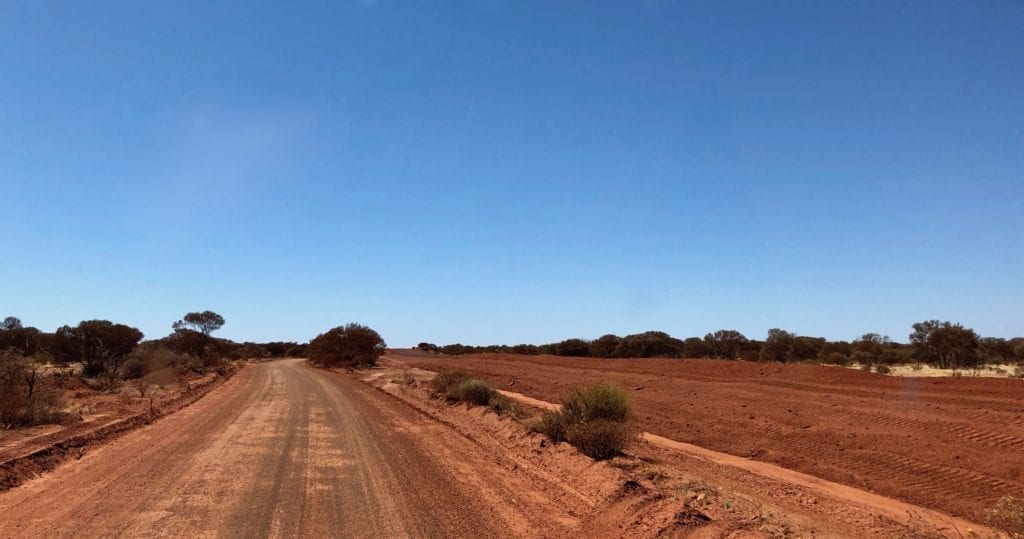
[171,311,225,364]
[909,320,980,370]
[308,323,386,368]
[703,330,747,359]
[588,334,622,358]
[554,338,591,357]
[760,328,797,362]
[52,320,144,376]
[2,316,22,330]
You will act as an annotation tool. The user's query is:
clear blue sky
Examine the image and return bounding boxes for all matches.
[2,1,1022,346]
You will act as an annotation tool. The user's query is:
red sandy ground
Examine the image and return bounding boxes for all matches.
[398,350,1024,522]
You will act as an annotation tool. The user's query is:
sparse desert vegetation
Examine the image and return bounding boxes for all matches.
[403,348,1024,525]
[532,381,639,460]
[418,320,1024,375]
[988,496,1024,538]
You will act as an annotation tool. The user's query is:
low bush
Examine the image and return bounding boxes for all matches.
[531,410,571,443]
[429,369,473,399]
[486,394,525,418]
[875,364,891,375]
[428,370,524,418]
[0,349,69,428]
[988,495,1024,537]
[565,418,638,460]
[561,380,632,424]
[451,378,496,406]
[532,381,637,460]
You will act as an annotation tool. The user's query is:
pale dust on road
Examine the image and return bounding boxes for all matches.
[0,359,546,537]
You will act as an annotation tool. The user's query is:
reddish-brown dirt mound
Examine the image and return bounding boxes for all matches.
[398,350,1024,522]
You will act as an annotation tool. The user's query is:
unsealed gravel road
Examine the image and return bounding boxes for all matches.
[0,359,515,537]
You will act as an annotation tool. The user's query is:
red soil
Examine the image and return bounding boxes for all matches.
[398,350,1024,522]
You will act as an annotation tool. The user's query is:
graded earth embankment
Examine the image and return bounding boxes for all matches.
[400,350,1024,522]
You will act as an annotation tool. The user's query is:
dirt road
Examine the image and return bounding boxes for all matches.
[0,359,548,537]
[403,350,1024,522]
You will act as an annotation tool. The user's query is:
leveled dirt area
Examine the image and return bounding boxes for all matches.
[398,350,1024,524]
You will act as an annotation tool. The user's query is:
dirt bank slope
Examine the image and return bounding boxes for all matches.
[400,350,1024,522]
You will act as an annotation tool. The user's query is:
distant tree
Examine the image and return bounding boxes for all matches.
[417,342,439,353]
[173,311,224,337]
[1012,338,1024,363]
[909,320,980,370]
[978,337,1015,364]
[171,311,225,364]
[852,333,890,365]
[703,330,748,360]
[614,331,682,358]
[588,335,622,358]
[2,316,22,330]
[555,338,591,357]
[52,320,144,376]
[308,323,386,368]
[680,337,710,358]
[0,322,43,357]
[817,340,853,362]
[511,343,540,355]
[760,328,797,362]
[791,336,825,361]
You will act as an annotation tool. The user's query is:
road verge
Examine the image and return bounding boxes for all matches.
[0,364,241,492]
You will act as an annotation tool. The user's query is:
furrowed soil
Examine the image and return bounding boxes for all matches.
[399,350,1024,523]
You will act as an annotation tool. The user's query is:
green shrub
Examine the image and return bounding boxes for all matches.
[429,369,473,399]
[875,364,891,375]
[486,394,525,418]
[561,380,631,424]
[533,381,637,460]
[451,378,496,406]
[531,410,572,443]
[307,323,386,368]
[566,419,639,460]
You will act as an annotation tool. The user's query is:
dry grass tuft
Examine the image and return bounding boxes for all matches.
[988,495,1024,537]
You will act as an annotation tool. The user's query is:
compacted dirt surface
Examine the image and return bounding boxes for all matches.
[0,359,593,537]
[401,350,1024,523]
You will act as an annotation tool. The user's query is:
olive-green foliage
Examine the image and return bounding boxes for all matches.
[486,394,525,418]
[910,320,981,370]
[532,381,637,460]
[560,380,632,424]
[307,323,386,368]
[52,320,144,377]
[450,378,496,406]
[429,368,473,398]
[531,410,571,443]
[566,418,639,461]
[429,370,523,417]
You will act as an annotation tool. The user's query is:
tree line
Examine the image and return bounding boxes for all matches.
[418,321,1024,371]
[0,311,311,427]
[1,313,308,374]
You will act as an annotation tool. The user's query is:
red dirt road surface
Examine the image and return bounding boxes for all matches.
[0,359,587,537]
[401,350,1024,522]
